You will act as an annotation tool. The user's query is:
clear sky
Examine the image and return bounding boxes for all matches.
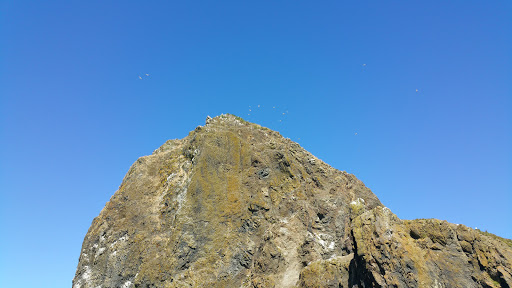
[1,1,510,287]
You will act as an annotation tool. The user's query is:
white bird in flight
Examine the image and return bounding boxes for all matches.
[139,76,143,80]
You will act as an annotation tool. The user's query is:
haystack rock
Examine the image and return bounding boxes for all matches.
[74,114,512,288]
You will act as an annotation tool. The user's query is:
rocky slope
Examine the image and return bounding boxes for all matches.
[73,114,512,288]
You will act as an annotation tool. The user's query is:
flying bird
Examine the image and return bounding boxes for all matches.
[145,74,150,76]
[139,76,143,80]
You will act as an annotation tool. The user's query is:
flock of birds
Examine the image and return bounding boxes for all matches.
[137,64,420,140]
[240,64,422,141]
[245,104,301,140]
[247,105,289,123]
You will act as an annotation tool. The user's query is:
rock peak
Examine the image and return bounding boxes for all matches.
[203,113,259,128]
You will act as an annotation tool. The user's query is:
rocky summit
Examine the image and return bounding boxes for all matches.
[74,114,512,288]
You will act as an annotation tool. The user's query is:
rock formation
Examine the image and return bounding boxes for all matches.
[73,114,512,288]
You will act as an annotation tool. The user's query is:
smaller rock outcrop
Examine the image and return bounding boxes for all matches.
[350,207,512,287]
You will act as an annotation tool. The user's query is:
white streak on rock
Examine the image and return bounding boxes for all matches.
[74,265,92,288]
[350,198,365,205]
[96,247,106,257]
[110,234,129,248]
[166,173,176,182]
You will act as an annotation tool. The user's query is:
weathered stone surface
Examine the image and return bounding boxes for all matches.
[349,208,512,288]
[73,114,512,288]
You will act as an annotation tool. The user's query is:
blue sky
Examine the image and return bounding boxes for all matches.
[1,1,511,287]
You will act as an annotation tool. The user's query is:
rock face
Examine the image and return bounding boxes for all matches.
[73,114,512,288]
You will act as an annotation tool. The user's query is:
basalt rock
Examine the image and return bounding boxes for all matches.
[73,114,512,288]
